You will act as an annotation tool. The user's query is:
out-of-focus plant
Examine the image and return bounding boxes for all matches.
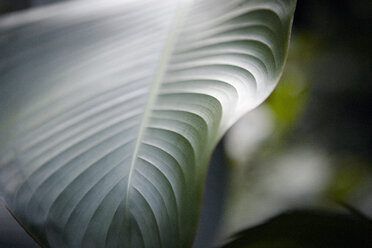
[220,1,372,246]
[222,209,372,248]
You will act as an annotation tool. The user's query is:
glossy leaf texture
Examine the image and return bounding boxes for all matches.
[0,0,296,247]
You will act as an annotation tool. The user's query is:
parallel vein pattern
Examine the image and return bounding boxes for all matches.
[0,0,296,247]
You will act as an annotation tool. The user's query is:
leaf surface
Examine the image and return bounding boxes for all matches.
[0,0,296,247]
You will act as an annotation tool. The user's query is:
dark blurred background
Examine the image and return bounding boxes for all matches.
[1,0,372,247]
[199,1,372,247]
[217,0,372,246]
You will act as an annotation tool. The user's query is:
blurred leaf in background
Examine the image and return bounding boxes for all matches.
[219,0,372,246]
[222,209,372,248]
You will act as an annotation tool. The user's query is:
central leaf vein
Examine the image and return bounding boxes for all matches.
[124,0,193,223]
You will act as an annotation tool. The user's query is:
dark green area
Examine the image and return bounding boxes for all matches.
[222,209,372,248]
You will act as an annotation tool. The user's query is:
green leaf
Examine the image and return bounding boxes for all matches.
[221,209,372,248]
[0,0,296,247]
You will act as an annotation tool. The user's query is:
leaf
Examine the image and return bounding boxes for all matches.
[221,209,372,248]
[0,0,296,247]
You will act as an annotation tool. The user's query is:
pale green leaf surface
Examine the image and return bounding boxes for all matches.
[0,0,296,247]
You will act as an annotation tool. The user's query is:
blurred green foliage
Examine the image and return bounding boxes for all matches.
[326,156,371,201]
[267,34,314,130]
[220,1,372,247]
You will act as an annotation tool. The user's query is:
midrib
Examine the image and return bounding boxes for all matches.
[124,0,193,220]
